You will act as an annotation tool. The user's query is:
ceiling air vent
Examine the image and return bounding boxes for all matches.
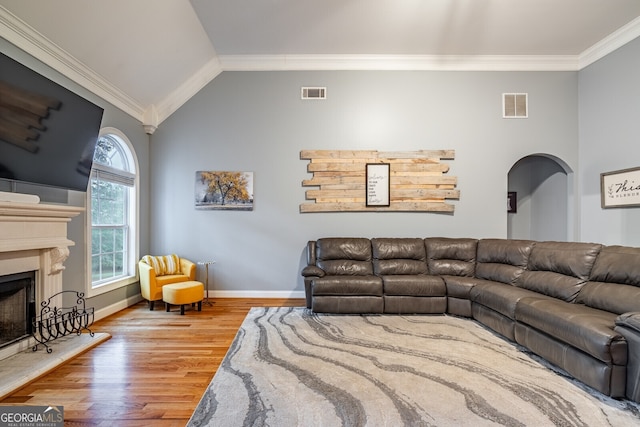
[301,87,326,100]
[503,93,528,118]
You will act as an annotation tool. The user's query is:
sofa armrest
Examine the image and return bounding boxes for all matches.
[615,312,640,401]
[302,265,325,277]
[616,312,640,334]
[138,261,157,301]
[307,240,317,266]
[180,258,196,280]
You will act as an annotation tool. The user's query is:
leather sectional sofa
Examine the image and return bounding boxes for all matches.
[301,237,640,403]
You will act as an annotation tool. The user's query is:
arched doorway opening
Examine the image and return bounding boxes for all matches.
[507,155,573,241]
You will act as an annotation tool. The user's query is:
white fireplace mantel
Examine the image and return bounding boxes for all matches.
[0,201,83,253]
[0,200,84,360]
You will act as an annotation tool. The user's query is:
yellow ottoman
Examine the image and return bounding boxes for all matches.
[162,281,204,315]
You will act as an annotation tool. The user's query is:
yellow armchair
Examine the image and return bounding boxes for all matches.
[139,255,196,310]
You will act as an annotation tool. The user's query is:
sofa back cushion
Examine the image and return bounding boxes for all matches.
[425,238,477,277]
[516,241,601,301]
[315,238,374,276]
[141,254,181,276]
[527,241,601,280]
[589,245,640,285]
[475,239,534,285]
[577,245,640,314]
[372,238,428,275]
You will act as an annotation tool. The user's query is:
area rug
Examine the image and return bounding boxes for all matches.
[188,307,640,426]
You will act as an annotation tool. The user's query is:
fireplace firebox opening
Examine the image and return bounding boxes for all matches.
[0,271,36,349]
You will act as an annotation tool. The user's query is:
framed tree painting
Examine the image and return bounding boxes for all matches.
[195,171,254,210]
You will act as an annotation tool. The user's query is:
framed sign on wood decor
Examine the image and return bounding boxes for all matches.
[600,166,640,208]
[366,163,390,207]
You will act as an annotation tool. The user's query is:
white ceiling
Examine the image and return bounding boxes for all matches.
[2,0,640,131]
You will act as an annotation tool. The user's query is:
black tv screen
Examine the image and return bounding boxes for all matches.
[0,52,104,192]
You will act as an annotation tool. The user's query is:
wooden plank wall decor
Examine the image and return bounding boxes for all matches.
[300,149,459,213]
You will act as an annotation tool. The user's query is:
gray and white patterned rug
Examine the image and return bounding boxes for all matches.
[188,307,640,426]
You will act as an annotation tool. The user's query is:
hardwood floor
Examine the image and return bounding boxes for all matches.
[0,298,305,426]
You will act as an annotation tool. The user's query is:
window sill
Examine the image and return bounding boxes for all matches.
[88,274,138,298]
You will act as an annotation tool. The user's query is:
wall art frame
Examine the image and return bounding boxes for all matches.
[366,163,390,207]
[600,166,640,208]
[195,170,254,211]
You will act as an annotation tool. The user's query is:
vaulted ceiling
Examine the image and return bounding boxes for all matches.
[2,0,640,132]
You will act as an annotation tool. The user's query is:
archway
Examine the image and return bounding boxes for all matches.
[507,155,572,241]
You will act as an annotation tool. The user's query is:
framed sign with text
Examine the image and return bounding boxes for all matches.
[366,163,390,207]
[600,166,640,208]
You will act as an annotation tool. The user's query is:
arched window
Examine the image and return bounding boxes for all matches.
[88,128,139,295]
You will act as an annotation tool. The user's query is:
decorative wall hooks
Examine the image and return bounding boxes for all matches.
[300,149,458,213]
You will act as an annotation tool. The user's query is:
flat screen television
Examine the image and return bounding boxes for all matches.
[0,51,104,193]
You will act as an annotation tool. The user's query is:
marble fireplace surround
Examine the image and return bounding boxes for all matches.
[0,200,83,360]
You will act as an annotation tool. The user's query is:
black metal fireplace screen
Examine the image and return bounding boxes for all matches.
[32,290,95,353]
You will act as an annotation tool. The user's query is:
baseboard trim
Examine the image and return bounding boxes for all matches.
[207,290,306,299]
[95,292,304,321]
[94,294,144,322]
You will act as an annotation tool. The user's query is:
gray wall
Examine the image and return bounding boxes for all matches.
[151,70,578,295]
[1,40,151,311]
[579,37,640,246]
[10,33,639,299]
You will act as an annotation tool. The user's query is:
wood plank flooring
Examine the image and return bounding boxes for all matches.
[0,298,305,426]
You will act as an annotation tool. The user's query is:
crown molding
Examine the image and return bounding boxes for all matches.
[218,54,580,72]
[579,16,640,69]
[0,6,145,121]
[154,56,223,125]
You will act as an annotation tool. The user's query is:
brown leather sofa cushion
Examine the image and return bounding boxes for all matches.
[470,282,549,319]
[444,276,484,299]
[382,275,445,297]
[316,238,374,276]
[311,276,382,296]
[526,241,601,280]
[477,238,533,267]
[515,241,602,302]
[517,270,587,302]
[516,297,626,365]
[577,282,640,314]
[372,238,428,275]
[579,245,640,314]
[475,239,534,284]
[425,237,477,276]
[590,245,640,285]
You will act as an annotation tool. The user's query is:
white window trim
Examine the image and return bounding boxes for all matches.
[86,127,140,298]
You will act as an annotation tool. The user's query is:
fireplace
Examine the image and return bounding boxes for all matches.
[0,198,83,360]
[0,271,36,348]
